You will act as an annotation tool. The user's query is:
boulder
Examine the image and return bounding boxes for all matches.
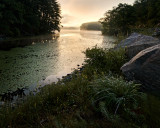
[116,33,160,59]
[121,44,160,94]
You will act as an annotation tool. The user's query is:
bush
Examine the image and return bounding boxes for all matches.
[84,47,127,75]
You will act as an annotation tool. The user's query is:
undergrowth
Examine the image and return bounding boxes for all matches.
[84,47,127,75]
[0,47,160,128]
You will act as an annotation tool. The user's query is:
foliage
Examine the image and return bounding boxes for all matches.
[0,76,91,128]
[80,22,102,31]
[100,0,160,36]
[100,3,136,36]
[0,0,61,37]
[84,46,127,74]
[0,47,160,128]
[90,75,144,120]
[142,94,160,128]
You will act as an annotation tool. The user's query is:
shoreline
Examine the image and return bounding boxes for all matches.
[0,64,85,106]
[0,33,59,50]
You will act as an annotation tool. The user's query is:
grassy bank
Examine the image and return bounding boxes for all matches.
[0,47,160,128]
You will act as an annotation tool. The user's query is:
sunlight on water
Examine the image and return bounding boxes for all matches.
[0,30,116,94]
[60,33,78,37]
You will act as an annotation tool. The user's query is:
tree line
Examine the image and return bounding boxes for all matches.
[100,0,160,36]
[0,0,61,37]
[80,22,102,31]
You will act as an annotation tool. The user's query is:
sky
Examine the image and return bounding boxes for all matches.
[58,0,135,27]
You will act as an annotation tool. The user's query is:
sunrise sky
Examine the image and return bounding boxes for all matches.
[58,0,135,27]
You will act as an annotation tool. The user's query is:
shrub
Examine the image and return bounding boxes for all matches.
[84,47,127,75]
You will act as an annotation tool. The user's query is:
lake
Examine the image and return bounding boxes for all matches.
[0,29,115,95]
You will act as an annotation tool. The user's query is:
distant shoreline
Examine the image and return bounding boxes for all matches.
[0,33,59,50]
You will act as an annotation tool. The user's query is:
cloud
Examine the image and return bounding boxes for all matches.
[61,14,76,24]
[60,0,109,15]
[58,0,135,26]
[61,14,87,27]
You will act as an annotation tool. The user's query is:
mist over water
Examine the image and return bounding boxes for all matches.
[0,30,115,94]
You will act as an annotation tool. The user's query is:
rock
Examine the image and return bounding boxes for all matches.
[116,33,160,59]
[121,44,160,94]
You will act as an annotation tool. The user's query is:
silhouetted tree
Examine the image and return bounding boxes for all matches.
[100,4,136,35]
[80,22,102,31]
[100,0,160,36]
[0,0,61,37]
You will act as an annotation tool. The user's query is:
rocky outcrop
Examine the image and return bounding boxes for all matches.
[116,33,160,59]
[121,44,160,94]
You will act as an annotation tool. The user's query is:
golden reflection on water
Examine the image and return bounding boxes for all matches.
[0,29,116,94]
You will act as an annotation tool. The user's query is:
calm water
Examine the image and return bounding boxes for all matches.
[0,30,115,94]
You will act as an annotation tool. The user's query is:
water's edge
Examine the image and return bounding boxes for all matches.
[0,30,116,105]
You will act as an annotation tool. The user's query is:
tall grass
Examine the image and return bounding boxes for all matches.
[90,75,144,120]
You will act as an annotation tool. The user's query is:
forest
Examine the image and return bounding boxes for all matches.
[100,0,160,36]
[0,0,61,37]
[80,22,102,31]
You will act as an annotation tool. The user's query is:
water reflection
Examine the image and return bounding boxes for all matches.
[0,30,116,95]
[80,30,102,39]
[0,34,58,50]
[102,35,116,49]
